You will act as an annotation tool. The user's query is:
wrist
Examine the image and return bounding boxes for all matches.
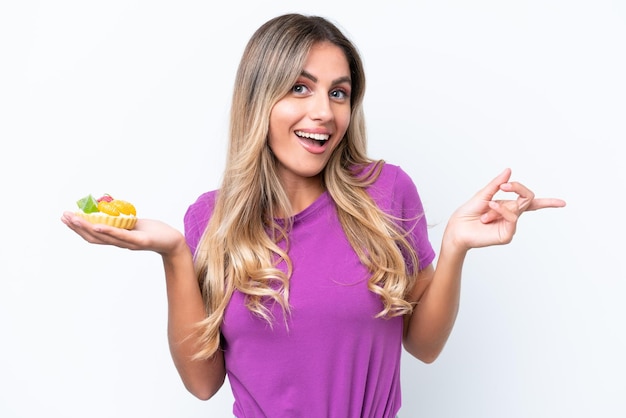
[441,224,470,259]
[161,236,192,265]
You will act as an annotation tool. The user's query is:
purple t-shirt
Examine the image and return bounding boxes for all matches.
[184,163,435,418]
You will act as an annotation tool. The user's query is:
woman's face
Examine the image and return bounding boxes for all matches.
[268,41,352,188]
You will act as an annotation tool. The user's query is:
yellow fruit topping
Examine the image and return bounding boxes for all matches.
[97,200,121,216]
[111,199,137,216]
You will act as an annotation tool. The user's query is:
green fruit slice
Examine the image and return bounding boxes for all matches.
[76,194,100,213]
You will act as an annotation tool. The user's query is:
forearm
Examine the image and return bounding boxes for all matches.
[404,233,467,363]
[162,240,226,400]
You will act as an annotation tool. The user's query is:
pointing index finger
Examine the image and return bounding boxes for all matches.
[527,198,567,211]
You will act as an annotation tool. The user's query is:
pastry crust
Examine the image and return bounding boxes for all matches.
[76,211,137,230]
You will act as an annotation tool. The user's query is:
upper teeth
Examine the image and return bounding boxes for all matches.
[296,131,330,141]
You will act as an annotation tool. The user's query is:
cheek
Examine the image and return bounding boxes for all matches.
[336,109,352,137]
[268,106,293,153]
[269,100,300,132]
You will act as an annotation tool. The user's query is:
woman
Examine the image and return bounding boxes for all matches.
[62,13,566,418]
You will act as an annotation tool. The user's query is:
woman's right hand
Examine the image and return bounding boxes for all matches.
[61,211,186,256]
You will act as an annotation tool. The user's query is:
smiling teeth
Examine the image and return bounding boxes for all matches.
[295,131,330,141]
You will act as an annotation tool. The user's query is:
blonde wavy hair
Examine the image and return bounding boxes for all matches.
[192,14,420,360]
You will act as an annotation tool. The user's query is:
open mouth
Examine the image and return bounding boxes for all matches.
[295,130,330,147]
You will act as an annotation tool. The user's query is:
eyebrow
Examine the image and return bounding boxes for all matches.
[300,70,351,86]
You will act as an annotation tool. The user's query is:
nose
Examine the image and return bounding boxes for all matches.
[308,93,333,122]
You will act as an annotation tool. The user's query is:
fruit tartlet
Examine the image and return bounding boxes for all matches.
[75,194,137,229]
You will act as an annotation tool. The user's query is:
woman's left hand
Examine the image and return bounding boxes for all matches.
[444,168,566,251]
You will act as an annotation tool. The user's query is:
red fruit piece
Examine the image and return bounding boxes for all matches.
[97,194,114,202]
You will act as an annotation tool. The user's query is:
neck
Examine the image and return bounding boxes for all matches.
[281,176,325,215]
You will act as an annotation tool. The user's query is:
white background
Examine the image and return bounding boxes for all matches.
[1,1,624,417]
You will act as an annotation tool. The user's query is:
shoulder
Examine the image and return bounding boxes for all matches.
[373,162,415,191]
[366,162,420,213]
[185,190,218,224]
[187,190,218,212]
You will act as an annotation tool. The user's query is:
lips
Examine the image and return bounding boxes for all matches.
[295,130,330,154]
[295,130,330,144]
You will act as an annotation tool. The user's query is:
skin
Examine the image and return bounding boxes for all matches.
[60,41,566,399]
[268,41,352,213]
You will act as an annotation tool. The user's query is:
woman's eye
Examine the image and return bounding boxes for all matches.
[292,84,309,94]
[331,89,349,100]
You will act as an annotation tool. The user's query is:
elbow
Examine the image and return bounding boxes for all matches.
[184,375,226,401]
[416,351,441,364]
[189,388,214,402]
[176,353,227,401]
[403,340,444,364]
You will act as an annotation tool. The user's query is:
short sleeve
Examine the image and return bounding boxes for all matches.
[393,166,436,271]
[367,163,436,272]
[183,190,217,256]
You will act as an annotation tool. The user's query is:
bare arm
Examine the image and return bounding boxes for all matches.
[60,213,226,399]
[402,248,464,363]
[161,236,226,400]
[403,169,566,362]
